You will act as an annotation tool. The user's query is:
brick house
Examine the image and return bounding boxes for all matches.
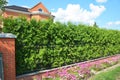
[0,2,54,31]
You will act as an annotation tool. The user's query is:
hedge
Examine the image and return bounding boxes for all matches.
[2,17,120,75]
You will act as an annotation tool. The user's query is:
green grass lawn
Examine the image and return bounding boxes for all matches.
[89,66,120,80]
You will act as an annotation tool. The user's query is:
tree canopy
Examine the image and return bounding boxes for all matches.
[0,0,7,10]
[93,22,98,27]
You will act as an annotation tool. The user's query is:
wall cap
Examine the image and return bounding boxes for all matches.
[0,33,16,38]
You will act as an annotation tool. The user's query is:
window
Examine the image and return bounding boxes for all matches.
[38,8,43,12]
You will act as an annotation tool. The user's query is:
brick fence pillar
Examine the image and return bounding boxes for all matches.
[0,33,16,80]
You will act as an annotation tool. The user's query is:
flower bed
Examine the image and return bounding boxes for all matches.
[42,55,120,80]
[16,54,120,80]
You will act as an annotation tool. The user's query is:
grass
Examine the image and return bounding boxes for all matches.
[89,66,120,80]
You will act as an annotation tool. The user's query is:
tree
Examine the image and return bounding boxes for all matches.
[93,22,98,27]
[0,0,7,32]
[0,0,7,10]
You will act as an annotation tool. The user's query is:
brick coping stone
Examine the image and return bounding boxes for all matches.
[0,33,16,38]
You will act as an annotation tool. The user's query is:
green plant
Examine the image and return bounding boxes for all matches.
[0,0,7,10]
[3,17,120,75]
[89,66,120,80]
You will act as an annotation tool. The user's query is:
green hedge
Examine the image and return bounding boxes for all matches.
[2,17,120,75]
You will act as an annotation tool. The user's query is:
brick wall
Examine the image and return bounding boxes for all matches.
[29,2,50,14]
[0,33,16,80]
[3,11,31,20]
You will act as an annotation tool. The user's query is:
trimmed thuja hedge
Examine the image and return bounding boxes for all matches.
[2,17,120,75]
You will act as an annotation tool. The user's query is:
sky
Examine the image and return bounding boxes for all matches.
[7,0,120,30]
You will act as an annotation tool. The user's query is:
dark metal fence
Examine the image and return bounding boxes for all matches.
[0,53,4,80]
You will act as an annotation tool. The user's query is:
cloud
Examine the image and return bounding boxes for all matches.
[107,21,120,26]
[96,0,107,3]
[101,21,120,30]
[52,3,106,25]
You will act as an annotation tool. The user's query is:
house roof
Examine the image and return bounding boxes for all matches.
[4,5,29,12]
[3,3,54,18]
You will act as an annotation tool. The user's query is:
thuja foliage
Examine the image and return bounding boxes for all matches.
[2,17,120,75]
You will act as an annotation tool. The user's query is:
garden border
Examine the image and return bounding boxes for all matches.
[16,54,120,80]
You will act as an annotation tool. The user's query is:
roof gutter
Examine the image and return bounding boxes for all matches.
[31,11,52,17]
[5,8,31,15]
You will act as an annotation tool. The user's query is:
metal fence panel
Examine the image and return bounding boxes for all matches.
[0,53,4,80]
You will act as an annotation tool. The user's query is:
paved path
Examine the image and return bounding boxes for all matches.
[88,63,120,80]
[96,63,120,74]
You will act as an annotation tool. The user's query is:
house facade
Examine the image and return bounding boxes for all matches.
[0,2,54,32]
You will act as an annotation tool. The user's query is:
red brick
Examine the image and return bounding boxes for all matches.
[0,38,16,80]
